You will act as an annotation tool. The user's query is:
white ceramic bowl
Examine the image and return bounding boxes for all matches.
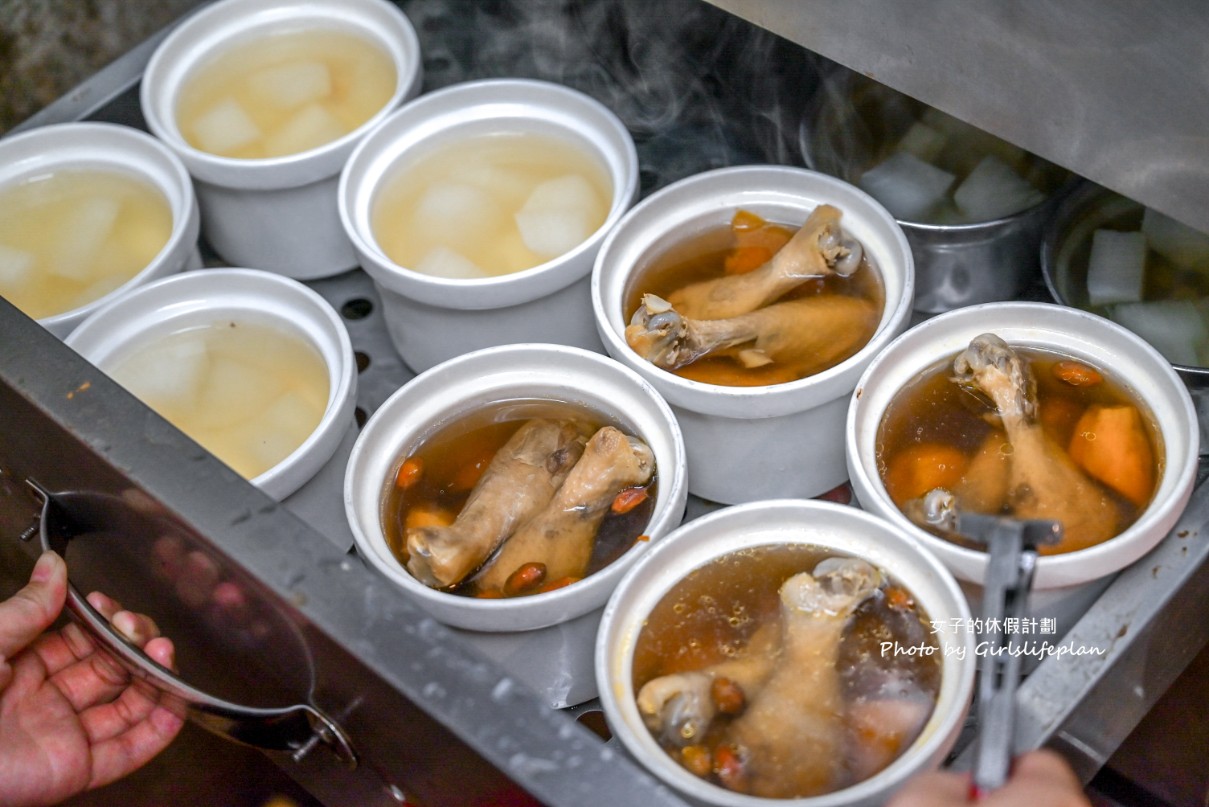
[65,268,357,501]
[0,122,201,338]
[592,165,914,504]
[339,78,640,372]
[141,0,422,279]
[847,302,1199,600]
[344,343,688,633]
[596,499,975,807]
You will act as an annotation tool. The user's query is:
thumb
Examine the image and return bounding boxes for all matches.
[0,551,68,662]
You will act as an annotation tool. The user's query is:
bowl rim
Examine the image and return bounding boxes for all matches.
[845,300,1200,589]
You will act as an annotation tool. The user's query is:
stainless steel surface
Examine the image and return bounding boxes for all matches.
[703,0,1209,236]
[5,0,1209,800]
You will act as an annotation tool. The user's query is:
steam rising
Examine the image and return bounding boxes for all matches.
[401,0,824,194]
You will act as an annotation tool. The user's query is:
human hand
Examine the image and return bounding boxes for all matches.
[0,551,186,807]
[888,750,1091,807]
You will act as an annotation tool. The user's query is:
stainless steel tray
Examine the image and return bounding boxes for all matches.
[6,0,1209,801]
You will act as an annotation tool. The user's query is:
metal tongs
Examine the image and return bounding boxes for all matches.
[952,512,1062,799]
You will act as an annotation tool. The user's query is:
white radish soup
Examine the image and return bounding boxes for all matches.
[370,131,612,279]
[0,168,172,319]
[105,320,330,479]
[175,28,396,159]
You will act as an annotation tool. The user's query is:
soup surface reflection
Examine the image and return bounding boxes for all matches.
[632,544,939,799]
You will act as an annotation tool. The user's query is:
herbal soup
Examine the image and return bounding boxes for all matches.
[106,320,329,479]
[371,131,611,279]
[623,207,884,387]
[383,399,656,597]
[876,335,1163,555]
[0,168,172,319]
[176,28,395,159]
[632,544,940,799]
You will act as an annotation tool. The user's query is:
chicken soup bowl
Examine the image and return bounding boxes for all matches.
[596,499,975,807]
[846,302,1198,622]
[339,78,640,373]
[344,344,687,705]
[592,165,914,504]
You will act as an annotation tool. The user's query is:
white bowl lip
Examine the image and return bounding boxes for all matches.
[139,0,423,187]
[595,498,976,807]
[0,121,201,333]
[342,342,689,632]
[845,300,1201,590]
[338,77,641,310]
[64,267,356,500]
[590,164,916,419]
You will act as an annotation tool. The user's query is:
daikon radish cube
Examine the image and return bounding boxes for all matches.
[858,152,955,222]
[416,246,490,279]
[248,60,332,110]
[264,103,345,157]
[920,108,1027,174]
[192,97,262,156]
[110,339,211,406]
[1141,207,1209,267]
[48,196,121,280]
[515,174,600,257]
[449,162,531,207]
[194,356,282,429]
[247,392,318,468]
[412,182,505,243]
[896,121,947,164]
[0,244,34,287]
[953,155,1044,221]
[1110,299,1208,366]
[1087,228,1147,306]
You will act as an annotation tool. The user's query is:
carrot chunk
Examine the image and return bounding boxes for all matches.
[1053,360,1103,387]
[1068,404,1156,506]
[448,446,495,492]
[395,457,423,489]
[724,245,773,275]
[404,505,455,531]
[883,443,969,503]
